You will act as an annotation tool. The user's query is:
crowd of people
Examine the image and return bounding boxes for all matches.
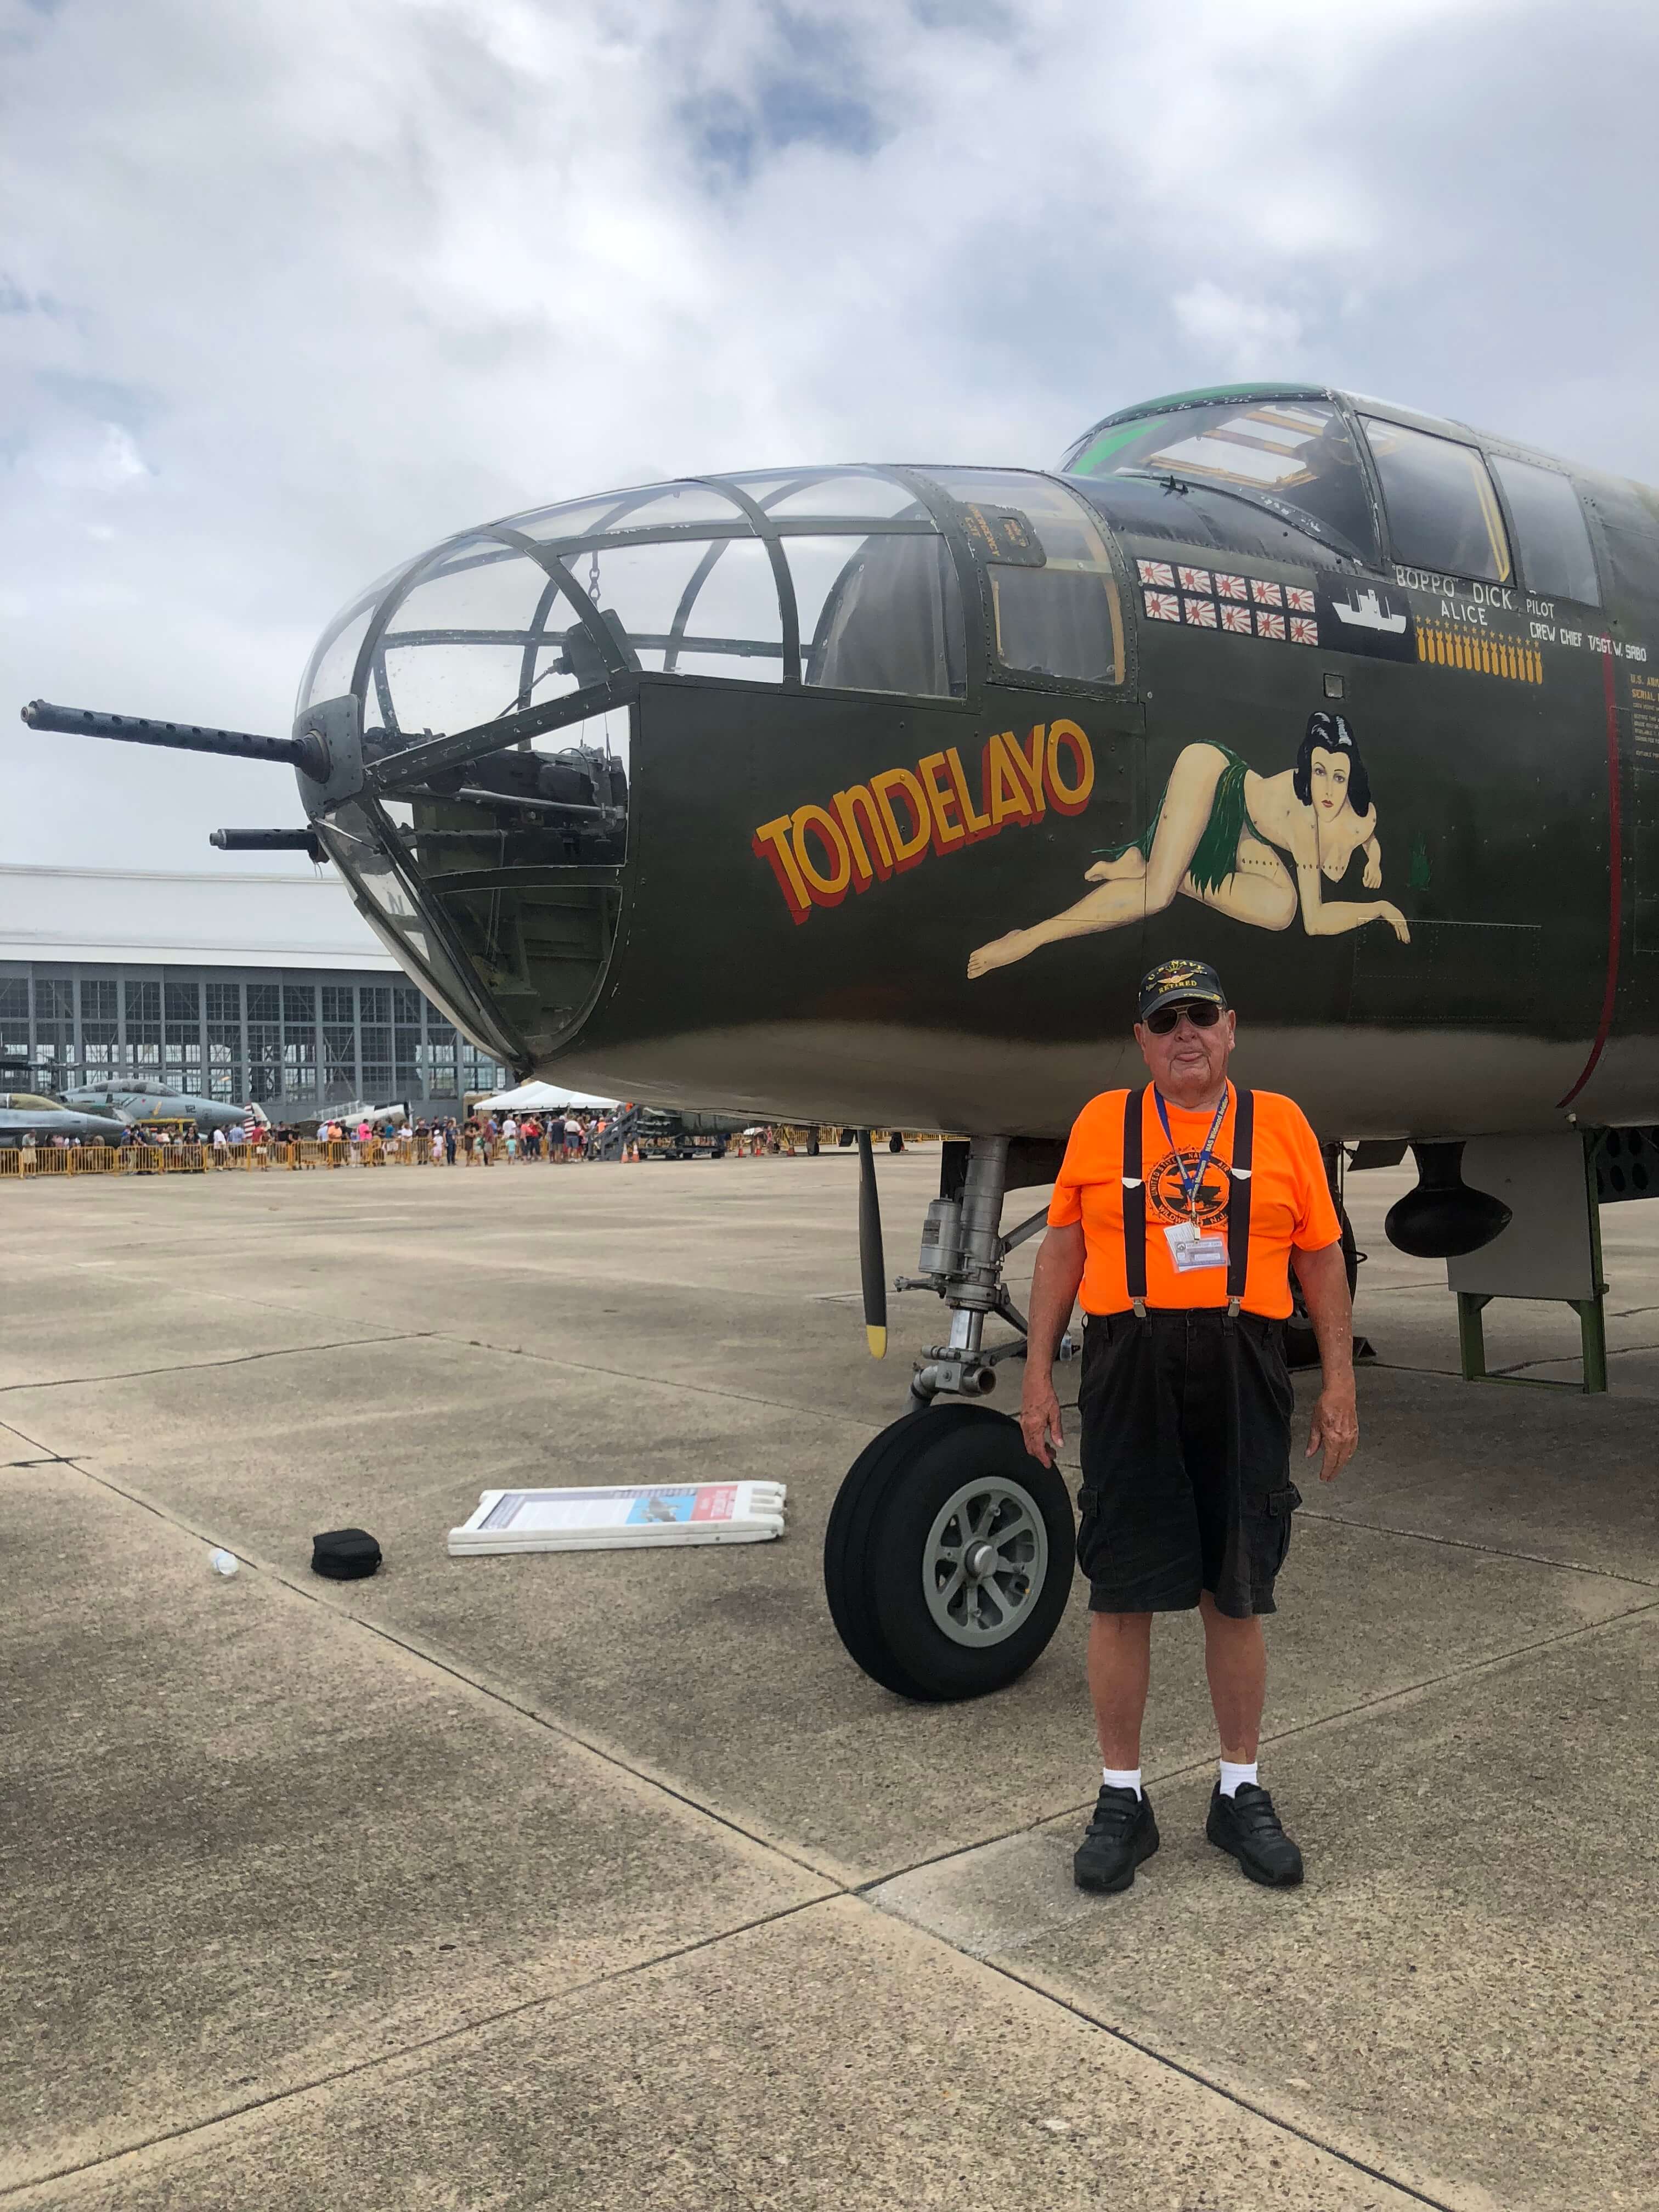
[9,1108,625,1160]
[14,1123,217,1152]
[329,1110,623,1163]
[13,1108,887,1164]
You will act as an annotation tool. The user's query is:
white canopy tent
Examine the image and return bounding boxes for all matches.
[470,1080,618,1114]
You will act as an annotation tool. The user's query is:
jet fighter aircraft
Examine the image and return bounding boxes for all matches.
[22,381,1659,1702]
[0,1092,130,1146]
[60,1074,269,1135]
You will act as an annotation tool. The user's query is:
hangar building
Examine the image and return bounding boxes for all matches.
[0,864,510,1115]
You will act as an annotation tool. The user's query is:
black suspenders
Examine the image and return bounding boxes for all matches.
[1225,1087,1254,1316]
[1122,1085,1149,1314]
[1121,1085,1255,1317]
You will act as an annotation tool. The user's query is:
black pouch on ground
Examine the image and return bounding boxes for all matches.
[311,1526,382,1579]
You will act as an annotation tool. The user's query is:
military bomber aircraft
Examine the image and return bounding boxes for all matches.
[22,380,1659,1702]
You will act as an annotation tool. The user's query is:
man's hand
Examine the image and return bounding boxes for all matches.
[1293,1237,1359,1484]
[1020,1375,1065,1467]
[1020,1223,1086,1469]
[1306,1379,1358,1483]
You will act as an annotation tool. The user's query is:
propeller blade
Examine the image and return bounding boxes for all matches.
[856,1128,887,1358]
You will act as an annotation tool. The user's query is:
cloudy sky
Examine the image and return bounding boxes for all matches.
[4,0,1657,869]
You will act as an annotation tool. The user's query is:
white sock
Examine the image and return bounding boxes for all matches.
[1101,1764,1142,1799]
[1218,1759,1258,1798]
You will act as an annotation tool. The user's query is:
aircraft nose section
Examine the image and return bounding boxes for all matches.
[290,465,981,1070]
[290,459,1134,1103]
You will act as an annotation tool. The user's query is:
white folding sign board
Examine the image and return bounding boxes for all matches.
[448,1482,787,1556]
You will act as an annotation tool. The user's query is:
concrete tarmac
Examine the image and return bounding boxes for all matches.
[3,1152,1656,2210]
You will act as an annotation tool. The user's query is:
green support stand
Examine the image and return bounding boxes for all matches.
[1455,1289,1609,1393]
[1454,1135,1609,1393]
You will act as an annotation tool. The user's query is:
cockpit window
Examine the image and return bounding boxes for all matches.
[1361,418,1512,585]
[926,469,1125,687]
[1061,398,1380,568]
[298,466,969,740]
[799,530,966,697]
[1488,455,1600,605]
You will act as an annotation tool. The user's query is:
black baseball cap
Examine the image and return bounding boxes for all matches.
[1137,958,1228,1022]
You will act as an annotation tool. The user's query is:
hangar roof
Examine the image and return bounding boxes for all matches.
[0,863,396,971]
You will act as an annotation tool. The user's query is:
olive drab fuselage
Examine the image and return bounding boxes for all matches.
[278,386,1659,1146]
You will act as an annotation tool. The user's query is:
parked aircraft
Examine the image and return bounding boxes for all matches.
[60,1075,269,1135]
[276,1098,407,1134]
[23,380,1659,1700]
[0,1092,130,1146]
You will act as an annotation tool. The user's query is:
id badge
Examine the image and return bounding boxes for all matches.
[1164,1221,1228,1272]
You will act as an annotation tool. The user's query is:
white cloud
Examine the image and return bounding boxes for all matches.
[1172,282,1304,377]
[2,0,1656,865]
[26,421,151,493]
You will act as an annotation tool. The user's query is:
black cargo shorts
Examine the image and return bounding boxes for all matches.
[1075,1306,1301,1618]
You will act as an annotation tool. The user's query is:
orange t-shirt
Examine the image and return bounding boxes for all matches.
[1047,1084,1340,1319]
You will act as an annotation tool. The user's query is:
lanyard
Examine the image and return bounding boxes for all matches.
[1153,1084,1231,1221]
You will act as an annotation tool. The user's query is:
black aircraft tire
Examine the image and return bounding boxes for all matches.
[825,1404,1074,1702]
[1285,1208,1359,1369]
[824,1406,961,1696]
[870,1413,1075,1702]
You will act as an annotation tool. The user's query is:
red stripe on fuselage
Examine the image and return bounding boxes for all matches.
[1556,650,1623,1110]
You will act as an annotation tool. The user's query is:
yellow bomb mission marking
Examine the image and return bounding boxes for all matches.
[752,721,1095,924]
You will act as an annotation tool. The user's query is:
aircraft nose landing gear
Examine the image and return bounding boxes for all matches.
[823,1136,1077,1702]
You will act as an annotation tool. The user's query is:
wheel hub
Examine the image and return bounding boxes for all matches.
[923,1474,1050,1649]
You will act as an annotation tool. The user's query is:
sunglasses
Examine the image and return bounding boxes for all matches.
[1144,1000,1223,1036]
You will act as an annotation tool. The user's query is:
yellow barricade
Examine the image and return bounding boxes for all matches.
[71,1146,119,1173]
[4,1129,944,1180]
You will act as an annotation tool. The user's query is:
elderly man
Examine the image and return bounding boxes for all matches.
[1022,959,1357,1894]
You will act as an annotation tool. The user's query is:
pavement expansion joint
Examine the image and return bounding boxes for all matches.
[0,1330,437,1397]
[856,1587,1659,1897]
[1300,1503,1659,1588]
[426,1325,899,1431]
[0,1898,833,2204]
[10,1519,1643,2206]
[1494,1338,1659,1373]
[969,1949,1465,2212]
[50,1452,865,1892]
[1,1414,73,1460]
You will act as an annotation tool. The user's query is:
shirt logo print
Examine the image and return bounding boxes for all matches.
[1148,1147,1230,1227]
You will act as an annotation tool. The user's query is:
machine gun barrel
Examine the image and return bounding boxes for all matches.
[210,827,325,860]
[21,699,327,778]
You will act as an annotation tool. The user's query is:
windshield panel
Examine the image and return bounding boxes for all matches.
[924,469,1125,687]
[1489,455,1599,605]
[1362,417,1511,585]
[1062,398,1379,567]
[802,528,965,697]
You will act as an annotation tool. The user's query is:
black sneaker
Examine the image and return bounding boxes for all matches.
[1073,1784,1159,1893]
[1205,1781,1304,1887]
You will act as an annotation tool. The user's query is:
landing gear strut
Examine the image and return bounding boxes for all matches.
[823,1136,1079,1701]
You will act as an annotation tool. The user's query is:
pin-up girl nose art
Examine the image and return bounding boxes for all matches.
[967,710,1409,976]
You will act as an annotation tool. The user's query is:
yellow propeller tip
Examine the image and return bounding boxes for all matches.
[866,1325,888,1359]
